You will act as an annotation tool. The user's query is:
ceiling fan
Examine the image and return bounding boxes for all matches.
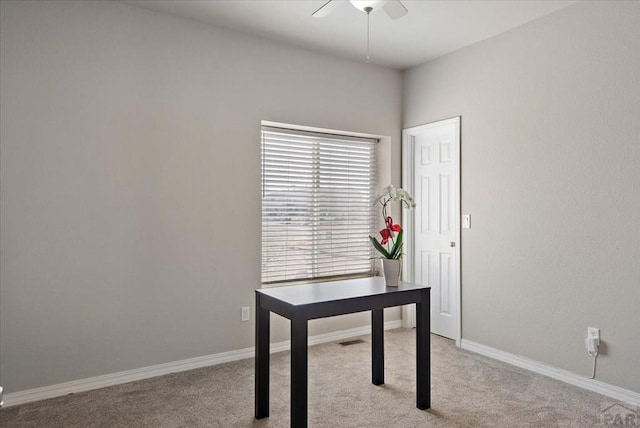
[312,0,408,20]
[312,1,408,63]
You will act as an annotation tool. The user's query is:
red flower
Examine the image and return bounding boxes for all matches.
[385,216,402,232]
[379,228,391,245]
[379,217,402,245]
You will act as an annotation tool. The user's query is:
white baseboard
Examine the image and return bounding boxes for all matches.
[3,320,401,407]
[460,339,640,407]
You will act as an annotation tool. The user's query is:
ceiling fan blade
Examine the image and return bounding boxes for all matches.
[382,0,408,20]
[312,0,340,18]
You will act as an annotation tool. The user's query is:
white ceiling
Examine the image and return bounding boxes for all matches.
[123,0,577,70]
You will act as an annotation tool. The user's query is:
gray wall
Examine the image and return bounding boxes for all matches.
[404,1,640,392]
[0,0,402,393]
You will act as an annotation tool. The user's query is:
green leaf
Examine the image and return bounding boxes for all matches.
[369,236,391,259]
[389,230,404,259]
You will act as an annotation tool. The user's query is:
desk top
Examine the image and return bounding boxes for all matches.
[256,277,429,307]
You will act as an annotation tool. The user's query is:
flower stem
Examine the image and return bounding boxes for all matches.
[381,198,396,256]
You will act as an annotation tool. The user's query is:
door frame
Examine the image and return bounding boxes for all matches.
[401,116,461,346]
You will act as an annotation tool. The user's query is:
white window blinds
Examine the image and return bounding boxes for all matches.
[261,126,377,285]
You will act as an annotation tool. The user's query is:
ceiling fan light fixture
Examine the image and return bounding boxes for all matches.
[349,0,386,13]
[312,0,408,63]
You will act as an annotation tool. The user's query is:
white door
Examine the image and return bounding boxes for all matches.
[402,117,460,343]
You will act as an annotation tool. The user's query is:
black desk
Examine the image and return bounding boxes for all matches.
[254,277,431,427]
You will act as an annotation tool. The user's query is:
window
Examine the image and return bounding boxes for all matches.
[261,125,377,285]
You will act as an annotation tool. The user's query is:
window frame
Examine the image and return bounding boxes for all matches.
[260,122,380,287]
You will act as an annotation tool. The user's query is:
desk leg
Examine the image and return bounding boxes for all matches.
[291,314,308,428]
[371,309,384,385]
[416,292,431,409]
[255,294,270,419]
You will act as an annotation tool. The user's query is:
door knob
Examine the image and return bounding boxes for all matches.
[450,242,456,247]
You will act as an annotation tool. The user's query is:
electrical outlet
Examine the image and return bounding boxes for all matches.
[586,327,600,355]
[241,307,250,322]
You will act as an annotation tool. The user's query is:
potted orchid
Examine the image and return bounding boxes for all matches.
[369,185,416,286]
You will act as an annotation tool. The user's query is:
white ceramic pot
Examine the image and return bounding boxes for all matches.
[381,259,401,287]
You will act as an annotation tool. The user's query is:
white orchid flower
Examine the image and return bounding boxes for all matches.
[388,184,397,199]
[375,184,415,208]
[396,188,416,208]
[375,184,395,204]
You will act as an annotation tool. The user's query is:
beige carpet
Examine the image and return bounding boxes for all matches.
[0,329,613,427]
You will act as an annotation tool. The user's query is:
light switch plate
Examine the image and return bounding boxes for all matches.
[462,214,471,229]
